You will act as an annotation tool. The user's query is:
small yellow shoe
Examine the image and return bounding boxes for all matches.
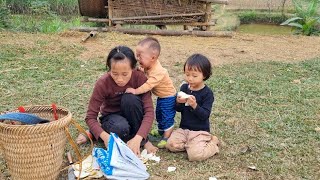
[150,129,161,137]
[157,139,167,149]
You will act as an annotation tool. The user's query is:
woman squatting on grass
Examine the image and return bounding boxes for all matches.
[79,46,158,156]
[166,54,220,161]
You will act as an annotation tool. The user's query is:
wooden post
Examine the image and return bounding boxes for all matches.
[203,2,212,31]
[108,0,112,26]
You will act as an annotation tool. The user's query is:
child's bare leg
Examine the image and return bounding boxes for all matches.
[144,141,158,154]
[157,127,173,148]
[163,128,173,139]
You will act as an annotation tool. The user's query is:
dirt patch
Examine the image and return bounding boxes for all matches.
[57,31,320,65]
[2,30,320,87]
[63,31,320,85]
[3,31,320,66]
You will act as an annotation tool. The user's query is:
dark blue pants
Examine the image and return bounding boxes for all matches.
[99,93,147,146]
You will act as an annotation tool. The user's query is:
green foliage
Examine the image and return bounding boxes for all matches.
[1,0,88,33]
[30,1,54,16]
[238,10,288,24]
[281,0,320,36]
[0,0,10,28]
[10,14,82,33]
[5,0,78,15]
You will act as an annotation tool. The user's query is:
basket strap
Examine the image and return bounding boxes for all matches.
[0,139,2,154]
[18,106,25,112]
[62,119,94,179]
[64,125,82,180]
[52,104,59,120]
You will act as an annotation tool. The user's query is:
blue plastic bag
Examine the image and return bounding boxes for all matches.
[93,133,149,180]
[0,112,49,124]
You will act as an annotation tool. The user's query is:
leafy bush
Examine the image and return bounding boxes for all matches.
[5,0,78,15]
[0,0,10,28]
[30,1,53,16]
[281,0,320,36]
[238,10,288,24]
[10,14,82,33]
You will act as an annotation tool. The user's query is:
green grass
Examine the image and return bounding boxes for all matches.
[237,10,290,24]
[7,14,91,33]
[0,34,320,179]
[5,0,79,15]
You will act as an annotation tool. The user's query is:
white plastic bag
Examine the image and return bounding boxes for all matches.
[93,133,149,180]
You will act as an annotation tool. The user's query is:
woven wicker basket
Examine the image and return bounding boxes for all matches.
[0,105,72,180]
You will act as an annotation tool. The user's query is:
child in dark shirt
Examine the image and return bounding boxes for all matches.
[166,54,220,161]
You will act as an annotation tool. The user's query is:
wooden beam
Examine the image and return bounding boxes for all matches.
[197,0,229,5]
[82,19,216,26]
[82,18,109,22]
[70,27,233,37]
[111,21,216,26]
[110,13,205,21]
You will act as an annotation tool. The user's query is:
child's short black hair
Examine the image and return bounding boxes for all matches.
[184,54,212,81]
[138,37,161,56]
[106,46,137,70]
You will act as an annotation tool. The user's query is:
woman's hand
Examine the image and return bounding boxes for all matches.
[100,131,110,148]
[187,95,197,109]
[125,88,137,94]
[137,66,144,72]
[176,96,187,104]
[127,135,143,156]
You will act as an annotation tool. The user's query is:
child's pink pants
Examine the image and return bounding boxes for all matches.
[166,128,219,161]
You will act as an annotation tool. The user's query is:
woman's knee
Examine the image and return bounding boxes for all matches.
[121,93,141,108]
[101,114,130,140]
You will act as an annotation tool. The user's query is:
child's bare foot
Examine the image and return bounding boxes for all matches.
[76,133,88,144]
[144,141,158,154]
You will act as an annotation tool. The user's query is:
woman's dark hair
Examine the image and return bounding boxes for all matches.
[106,46,137,70]
[184,54,212,81]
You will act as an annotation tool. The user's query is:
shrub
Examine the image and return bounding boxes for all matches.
[0,0,10,28]
[281,0,320,36]
[30,1,53,16]
[238,10,288,24]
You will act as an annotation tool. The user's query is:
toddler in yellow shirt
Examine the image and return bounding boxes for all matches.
[126,37,176,148]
